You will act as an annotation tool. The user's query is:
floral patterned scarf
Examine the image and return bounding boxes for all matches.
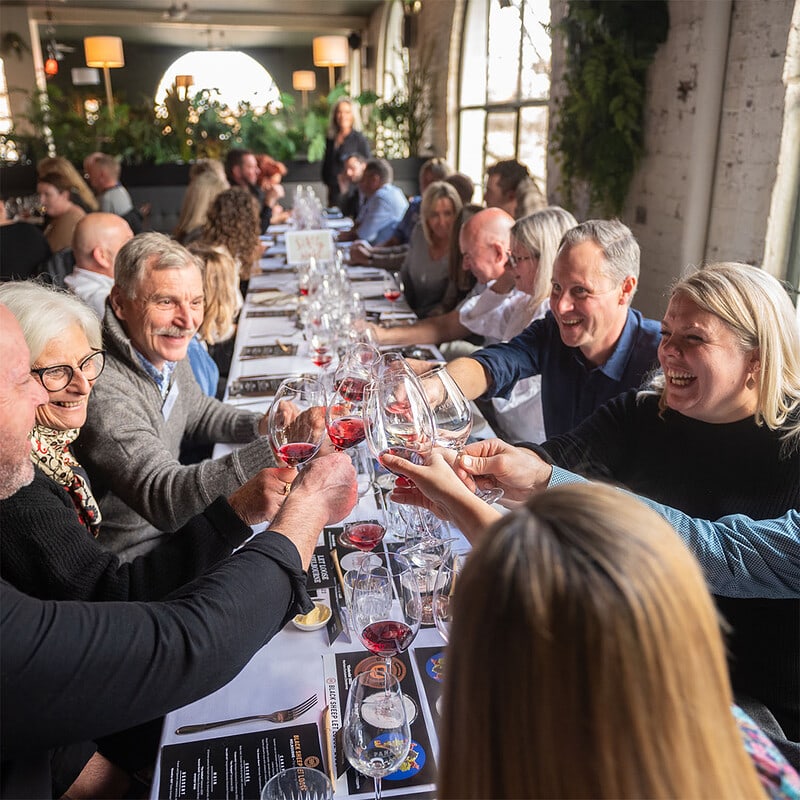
[29,424,102,536]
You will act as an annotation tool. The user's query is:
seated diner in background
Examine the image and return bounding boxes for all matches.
[397,181,462,319]
[37,171,86,254]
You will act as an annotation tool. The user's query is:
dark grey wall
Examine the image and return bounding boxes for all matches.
[46,39,331,108]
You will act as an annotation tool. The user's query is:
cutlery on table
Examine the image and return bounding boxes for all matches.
[175,694,318,735]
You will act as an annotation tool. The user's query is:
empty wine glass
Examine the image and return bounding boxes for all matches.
[418,364,504,505]
[400,536,457,626]
[352,551,421,683]
[267,376,326,468]
[343,672,411,800]
[432,549,466,643]
[382,272,404,304]
[261,767,333,800]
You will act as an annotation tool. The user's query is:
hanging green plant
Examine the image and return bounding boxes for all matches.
[551,1,669,215]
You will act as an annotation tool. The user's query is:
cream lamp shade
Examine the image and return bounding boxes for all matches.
[84,36,125,119]
[292,70,316,92]
[313,35,348,89]
[84,36,125,68]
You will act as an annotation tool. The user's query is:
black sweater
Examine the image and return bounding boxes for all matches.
[0,466,251,601]
[0,532,312,798]
[543,391,800,739]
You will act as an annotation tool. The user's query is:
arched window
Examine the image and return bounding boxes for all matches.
[457,0,551,201]
[154,51,280,112]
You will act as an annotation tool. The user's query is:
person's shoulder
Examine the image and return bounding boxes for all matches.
[630,308,662,337]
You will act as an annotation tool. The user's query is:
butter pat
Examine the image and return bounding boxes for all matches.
[292,602,332,631]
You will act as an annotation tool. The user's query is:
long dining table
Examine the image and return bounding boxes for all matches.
[149,225,490,799]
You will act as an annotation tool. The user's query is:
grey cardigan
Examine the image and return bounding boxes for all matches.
[75,306,276,560]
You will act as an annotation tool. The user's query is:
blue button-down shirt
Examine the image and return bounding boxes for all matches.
[134,351,177,400]
[355,183,409,244]
[471,308,661,438]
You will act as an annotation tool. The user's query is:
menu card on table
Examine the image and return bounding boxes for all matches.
[322,650,437,798]
[158,722,323,800]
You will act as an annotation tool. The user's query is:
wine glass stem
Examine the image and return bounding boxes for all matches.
[384,657,393,694]
[374,776,383,800]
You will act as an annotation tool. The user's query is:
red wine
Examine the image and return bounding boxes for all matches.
[327,416,366,450]
[361,620,414,656]
[345,522,385,551]
[299,287,309,296]
[277,442,317,467]
[313,352,333,368]
[384,290,402,302]
[335,376,368,402]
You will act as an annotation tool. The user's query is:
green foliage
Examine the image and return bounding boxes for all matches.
[550,1,669,214]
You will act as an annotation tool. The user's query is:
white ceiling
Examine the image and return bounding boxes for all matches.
[12,0,386,49]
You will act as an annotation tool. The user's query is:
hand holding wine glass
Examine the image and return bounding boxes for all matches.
[268,376,327,468]
[343,672,411,800]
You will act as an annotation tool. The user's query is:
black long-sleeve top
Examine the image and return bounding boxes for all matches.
[542,390,800,740]
[0,532,312,798]
[0,466,253,601]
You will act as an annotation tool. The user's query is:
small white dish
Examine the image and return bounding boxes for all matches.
[292,602,331,631]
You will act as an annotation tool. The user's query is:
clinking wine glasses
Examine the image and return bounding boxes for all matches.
[267,376,326,468]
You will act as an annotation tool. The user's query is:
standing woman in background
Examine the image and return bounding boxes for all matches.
[321,97,371,207]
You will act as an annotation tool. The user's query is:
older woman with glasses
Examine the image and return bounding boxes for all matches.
[0,281,283,604]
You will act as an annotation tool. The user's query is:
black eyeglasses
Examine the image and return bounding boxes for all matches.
[507,251,540,268]
[31,350,106,392]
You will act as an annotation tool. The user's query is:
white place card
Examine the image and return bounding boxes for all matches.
[285,229,335,264]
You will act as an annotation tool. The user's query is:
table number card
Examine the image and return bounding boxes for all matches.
[285,230,335,264]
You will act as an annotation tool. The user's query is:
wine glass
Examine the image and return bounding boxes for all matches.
[382,272,404,304]
[342,672,411,800]
[261,767,333,800]
[399,536,457,626]
[351,552,422,682]
[418,364,504,505]
[362,354,436,534]
[267,376,326,468]
[432,549,466,643]
[326,389,366,451]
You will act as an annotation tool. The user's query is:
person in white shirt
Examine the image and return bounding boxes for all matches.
[64,214,134,319]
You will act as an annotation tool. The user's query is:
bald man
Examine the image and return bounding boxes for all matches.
[367,207,516,348]
[64,213,133,318]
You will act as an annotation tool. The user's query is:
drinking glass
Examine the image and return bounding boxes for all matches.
[351,552,421,682]
[382,272,404,304]
[400,536,457,625]
[418,364,504,505]
[343,673,411,800]
[432,549,466,643]
[267,376,326,468]
[325,388,366,451]
[261,767,333,800]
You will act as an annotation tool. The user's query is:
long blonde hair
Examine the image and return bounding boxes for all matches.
[438,483,764,799]
[187,243,239,345]
[649,262,800,448]
[174,170,228,243]
[511,205,577,307]
[37,156,98,212]
[420,181,462,247]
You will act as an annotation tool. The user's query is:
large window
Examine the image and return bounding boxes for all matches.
[457,0,551,201]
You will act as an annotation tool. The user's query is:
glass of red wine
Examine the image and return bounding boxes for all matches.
[267,376,326,469]
[382,272,404,304]
[352,551,421,687]
[340,519,386,553]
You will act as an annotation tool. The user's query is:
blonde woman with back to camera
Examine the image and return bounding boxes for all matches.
[437,483,799,798]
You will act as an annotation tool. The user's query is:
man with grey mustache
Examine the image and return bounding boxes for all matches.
[76,233,296,560]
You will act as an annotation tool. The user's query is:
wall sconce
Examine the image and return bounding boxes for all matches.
[312,35,348,91]
[292,70,316,109]
[84,36,125,118]
[175,74,194,101]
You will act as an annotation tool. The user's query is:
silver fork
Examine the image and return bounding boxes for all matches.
[175,694,318,735]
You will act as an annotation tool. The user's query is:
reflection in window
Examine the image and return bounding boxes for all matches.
[457,0,551,202]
